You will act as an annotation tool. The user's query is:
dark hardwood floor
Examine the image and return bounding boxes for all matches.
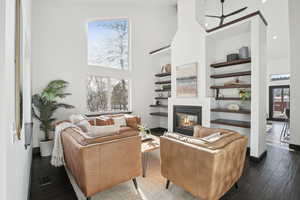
[30,145,300,200]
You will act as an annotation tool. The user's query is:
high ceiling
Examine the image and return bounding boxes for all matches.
[205,0,290,60]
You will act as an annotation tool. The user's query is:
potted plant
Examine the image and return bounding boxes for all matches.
[138,124,151,140]
[239,89,251,101]
[32,80,74,157]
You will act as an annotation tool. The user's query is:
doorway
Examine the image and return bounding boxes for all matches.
[269,85,290,121]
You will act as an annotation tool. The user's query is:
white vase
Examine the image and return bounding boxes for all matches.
[40,140,54,157]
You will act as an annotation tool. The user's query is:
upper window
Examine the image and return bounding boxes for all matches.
[87,19,129,70]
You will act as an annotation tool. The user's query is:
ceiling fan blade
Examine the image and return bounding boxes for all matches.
[205,15,221,19]
[225,7,248,17]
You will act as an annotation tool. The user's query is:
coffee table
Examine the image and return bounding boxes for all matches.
[141,135,160,177]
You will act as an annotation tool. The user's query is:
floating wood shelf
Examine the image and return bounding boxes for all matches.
[211,84,251,89]
[150,105,168,108]
[149,45,171,55]
[211,108,251,114]
[155,97,169,100]
[210,71,251,79]
[155,80,171,84]
[215,97,251,101]
[155,89,171,92]
[155,72,171,77]
[211,58,251,68]
[150,112,168,117]
[211,119,251,128]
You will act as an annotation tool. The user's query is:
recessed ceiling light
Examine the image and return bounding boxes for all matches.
[262,0,267,3]
[273,35,278,40]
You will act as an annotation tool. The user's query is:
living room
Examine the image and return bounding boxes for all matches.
[0,0,300,200]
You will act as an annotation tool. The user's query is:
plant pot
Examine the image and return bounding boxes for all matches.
[40,140,54,157]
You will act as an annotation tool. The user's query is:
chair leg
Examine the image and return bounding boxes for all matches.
[166,180,170,189]
[132,178,138,190]
[235,182,239,190]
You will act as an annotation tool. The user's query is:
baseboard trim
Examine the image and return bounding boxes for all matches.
[289,144,300,151]
[250,150,267,163]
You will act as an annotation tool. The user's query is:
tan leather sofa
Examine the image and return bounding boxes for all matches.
[160,126,248,200]
[60,115,142,200]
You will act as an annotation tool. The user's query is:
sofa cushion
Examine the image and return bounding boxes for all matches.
[69,114,91,132]
[87,125,120,137]
[113,116,127,127]
[64,126,138,146]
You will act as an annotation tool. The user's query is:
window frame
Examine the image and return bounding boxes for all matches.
[86,74,132,114]
[86,17,131,71]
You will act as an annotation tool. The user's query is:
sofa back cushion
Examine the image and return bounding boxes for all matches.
[87,125,120,137]
[64,126,138,146]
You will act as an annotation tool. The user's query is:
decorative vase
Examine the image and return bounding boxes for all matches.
[40,140,54,157]
[165,64,171,73]
[239,46,250,59]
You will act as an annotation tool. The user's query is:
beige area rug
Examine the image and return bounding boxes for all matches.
[67,151,198,200]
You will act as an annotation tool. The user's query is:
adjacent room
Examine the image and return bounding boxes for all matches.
[1,0,300,200]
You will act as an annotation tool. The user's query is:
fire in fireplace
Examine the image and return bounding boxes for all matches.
[173,105,202,136]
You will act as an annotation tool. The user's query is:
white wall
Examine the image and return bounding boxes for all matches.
[0,0,32,199]
[32,0,177,147]
[289,0,300,146]
[169,0,210,131]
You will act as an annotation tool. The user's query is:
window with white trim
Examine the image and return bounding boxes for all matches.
[87,19,129,70]
[87,76,129,112]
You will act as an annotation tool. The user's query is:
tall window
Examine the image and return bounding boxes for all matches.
[87,19,129,70]
[87,76,129,112]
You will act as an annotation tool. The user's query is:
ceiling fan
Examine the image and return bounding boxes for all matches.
[206,0,248,26]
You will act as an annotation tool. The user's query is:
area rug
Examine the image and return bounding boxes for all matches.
[66,151,198,200]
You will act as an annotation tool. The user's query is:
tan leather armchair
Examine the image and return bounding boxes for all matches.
[160,127,248,200]
[61,126,141,200]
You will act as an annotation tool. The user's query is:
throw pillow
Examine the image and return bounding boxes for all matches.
[75,120,91,133]
[69,114,91,132]
[201,132,222,143]
[87,125,120,137]
[113,117,127,127]
[69,114,87,124]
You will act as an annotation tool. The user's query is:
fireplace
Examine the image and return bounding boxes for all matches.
[173,105,202,136]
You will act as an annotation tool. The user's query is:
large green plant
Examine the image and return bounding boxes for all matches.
[32,80,74,141]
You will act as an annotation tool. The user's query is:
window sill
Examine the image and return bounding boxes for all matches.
[86,111,133,118]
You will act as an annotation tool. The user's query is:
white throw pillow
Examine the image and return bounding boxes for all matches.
[87,125,120,137]
[113,117,127,127]
[69,114,86,124]
[69,114,91,132]
[75,120,91,133]
[201,132,222,143]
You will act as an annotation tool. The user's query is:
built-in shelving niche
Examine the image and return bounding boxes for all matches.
[149,45,171,130]
[206,14,267,158]
[206,20,253,140]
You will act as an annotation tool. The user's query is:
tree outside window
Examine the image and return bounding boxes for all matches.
[87,76,129,112]
[88,19,129,70]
